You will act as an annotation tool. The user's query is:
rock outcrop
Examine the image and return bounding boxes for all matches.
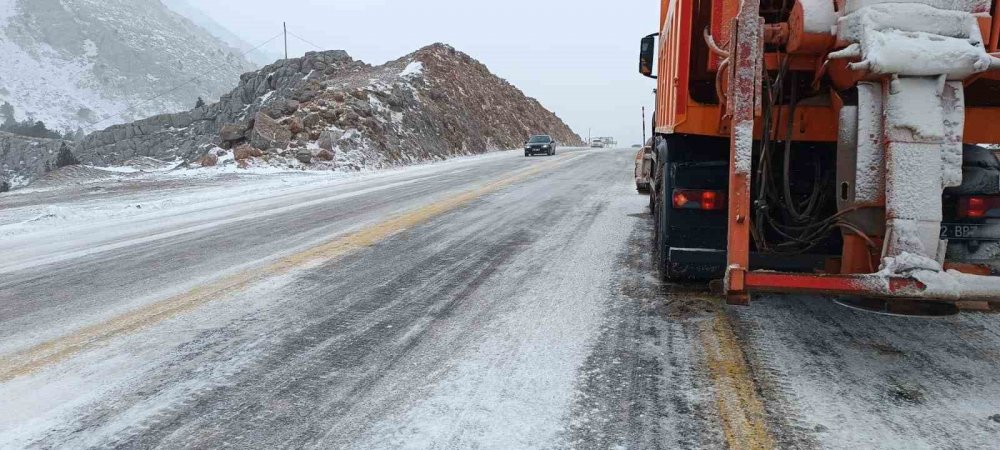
[0,132,76,189]
[73,44,584,172]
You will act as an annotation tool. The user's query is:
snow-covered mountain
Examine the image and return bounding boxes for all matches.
[0,0,256,134]
[160,0,280,66]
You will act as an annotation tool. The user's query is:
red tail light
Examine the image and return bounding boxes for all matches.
[958,196,1000,218]
[672,189,726,210]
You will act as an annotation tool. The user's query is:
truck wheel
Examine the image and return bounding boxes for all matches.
[653,182,670,277]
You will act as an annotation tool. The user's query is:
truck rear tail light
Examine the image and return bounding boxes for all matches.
[958,196,1000,218]
[672,189,726,210]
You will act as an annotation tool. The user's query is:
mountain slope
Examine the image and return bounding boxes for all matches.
[73,44,583,171]
[160,0,280,66]
[0,0,255,133]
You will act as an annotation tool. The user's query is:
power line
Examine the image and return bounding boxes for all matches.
[287,30,326,52]
[88,31,286,130]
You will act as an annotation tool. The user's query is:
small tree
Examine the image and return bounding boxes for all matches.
[56,143,80,168]
[195,97,206,108]
[0,102,14,123]
[30,121,49,138]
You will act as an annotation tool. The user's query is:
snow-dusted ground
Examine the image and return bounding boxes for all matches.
[0,149,520,240]
[730,296,1000,449]
[1,147,648,448]
[2,147,1000,448]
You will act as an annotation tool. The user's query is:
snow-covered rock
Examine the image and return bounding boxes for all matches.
[71,43,584,175]
[0,132,75,190]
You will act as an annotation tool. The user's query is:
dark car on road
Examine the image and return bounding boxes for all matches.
[524,135,557,157]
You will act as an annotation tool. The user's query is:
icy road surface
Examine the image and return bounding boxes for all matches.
[2,147,1000,448]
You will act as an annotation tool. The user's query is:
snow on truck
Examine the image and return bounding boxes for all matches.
[639,0,1000,305]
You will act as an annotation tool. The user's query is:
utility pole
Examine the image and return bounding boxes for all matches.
[283,22,288,59]
[588,128,591,145]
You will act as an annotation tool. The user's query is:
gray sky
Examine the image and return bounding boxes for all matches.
[183,0,659,145]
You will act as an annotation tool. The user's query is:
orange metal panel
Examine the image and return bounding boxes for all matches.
[661,101,1000,144]
[990,4,1000,51]
[966,107,1000,144]
[671,103,841,142]
[655,0,694,133]
[709,0,740,71]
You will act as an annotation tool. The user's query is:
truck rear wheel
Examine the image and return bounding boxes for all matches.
[653,134,730,281]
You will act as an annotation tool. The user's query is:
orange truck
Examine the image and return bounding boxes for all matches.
[639,0,1000,305]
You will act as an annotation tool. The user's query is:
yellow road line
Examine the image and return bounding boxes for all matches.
[700,311,776,450]
[0,154,580,383]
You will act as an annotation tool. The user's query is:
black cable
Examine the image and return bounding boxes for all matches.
[287,31,325,52]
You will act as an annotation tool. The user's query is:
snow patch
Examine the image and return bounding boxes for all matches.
[733,122,753,175]
[400,61,424,78]
[801,0,837,33]
[837,3,996,79]
[82,39,98,58]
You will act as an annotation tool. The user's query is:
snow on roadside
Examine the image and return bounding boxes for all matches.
[0,148,524,240]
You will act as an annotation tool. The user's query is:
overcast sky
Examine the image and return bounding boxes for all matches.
[181,0,659,145]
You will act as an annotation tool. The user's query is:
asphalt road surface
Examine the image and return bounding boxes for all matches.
[2,147,1000,449]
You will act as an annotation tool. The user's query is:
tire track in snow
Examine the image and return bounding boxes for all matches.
[0,153,585,384]
[564,213,727,449]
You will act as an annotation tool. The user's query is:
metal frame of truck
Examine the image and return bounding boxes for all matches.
[642,0,1000,304]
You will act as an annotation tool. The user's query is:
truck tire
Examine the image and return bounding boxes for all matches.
[653,134,730,281]
[653,167,672,278]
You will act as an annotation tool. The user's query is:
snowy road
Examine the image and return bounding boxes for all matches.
[2,147,1000,448]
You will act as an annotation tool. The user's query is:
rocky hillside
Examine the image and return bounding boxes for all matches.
[0,132,75,191]
[72,44,583,172]
[0,0,255,133]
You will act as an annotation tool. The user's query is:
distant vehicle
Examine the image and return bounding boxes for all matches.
[634,139,654,193]
[590,137,616,148]
[632,144,642,148]
[524,135,557,156]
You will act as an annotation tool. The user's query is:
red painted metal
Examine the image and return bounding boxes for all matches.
[724,0,761,305]
[743,272,923,296]
[743,271,1000,302]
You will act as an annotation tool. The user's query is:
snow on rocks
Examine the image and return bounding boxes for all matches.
[57,44,583,190]
[399,61,424,78]
[0,132,77,189]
